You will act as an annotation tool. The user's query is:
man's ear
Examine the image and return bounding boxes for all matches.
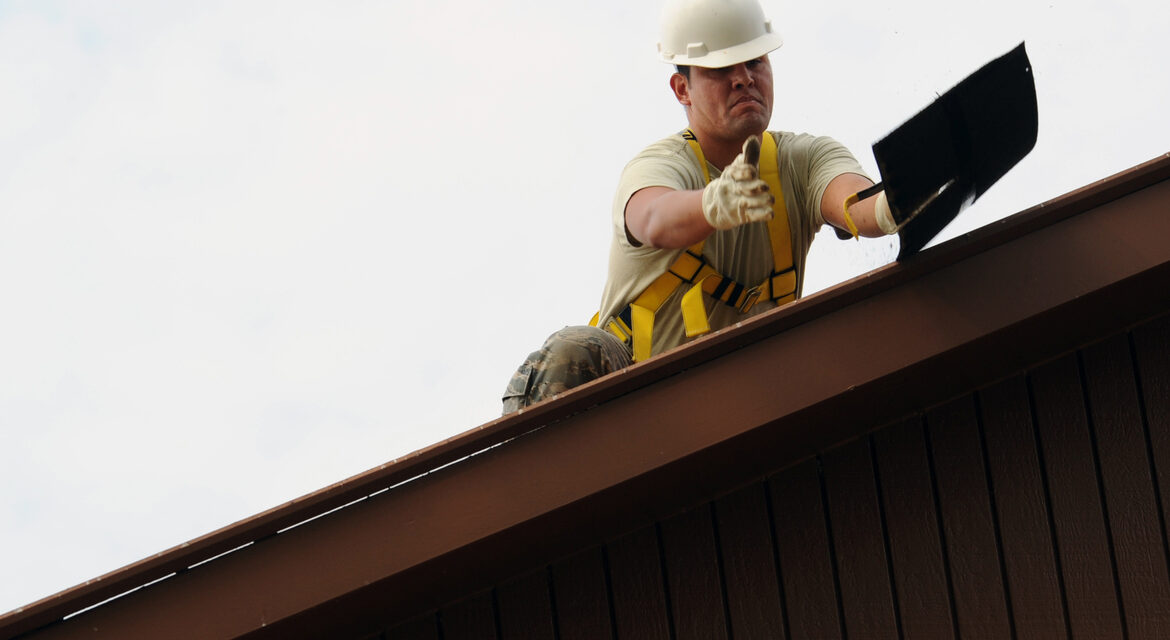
[670,73,690,106]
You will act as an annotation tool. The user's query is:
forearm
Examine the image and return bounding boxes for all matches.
[624,137,774,249]
[821,173,890,238]
[624,187,714,249]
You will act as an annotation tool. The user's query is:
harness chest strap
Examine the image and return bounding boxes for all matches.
[595,130,798,361]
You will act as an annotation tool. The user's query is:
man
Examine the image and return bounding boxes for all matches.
[503,0,896,414]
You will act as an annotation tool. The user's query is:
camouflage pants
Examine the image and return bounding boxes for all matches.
[502,326,632,415]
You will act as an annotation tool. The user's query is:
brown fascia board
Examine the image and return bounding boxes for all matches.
[4,153,1170,640]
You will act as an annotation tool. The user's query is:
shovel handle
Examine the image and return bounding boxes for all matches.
[841,181,885,239]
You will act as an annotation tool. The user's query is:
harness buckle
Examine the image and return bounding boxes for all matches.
[737,286,763,313]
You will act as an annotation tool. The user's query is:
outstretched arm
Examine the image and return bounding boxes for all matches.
[625,137,775,249]
[624,186,711,249]
[821,173,897,238]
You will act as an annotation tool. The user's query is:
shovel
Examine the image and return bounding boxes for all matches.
[849,42,1038,259]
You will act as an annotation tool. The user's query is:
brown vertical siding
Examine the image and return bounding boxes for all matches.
[926,395,1014,637]
[385,614,438,640]
[822,437,899,639]
[978,375,1067,638]
[495,570,556,640]
[659,505,730,639]
[1136,316,1170,584]
[872,418,954,639]
[1031,353,1125,638]
[550,547,613,640]
[770,459,842,638]
[712,483,785,639]
[373,314,1170,640]
[1082,334,1170,636]
[437,590,497,640]
[605,526,672,640]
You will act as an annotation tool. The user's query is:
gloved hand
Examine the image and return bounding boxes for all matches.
[874,191,898,235]
[701,136,774,230]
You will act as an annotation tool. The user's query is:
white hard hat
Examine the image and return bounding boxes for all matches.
[657,0,783,68]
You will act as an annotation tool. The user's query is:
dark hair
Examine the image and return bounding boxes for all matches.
[675,64,690,79]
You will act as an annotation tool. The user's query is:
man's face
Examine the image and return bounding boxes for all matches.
[674,56,774,144]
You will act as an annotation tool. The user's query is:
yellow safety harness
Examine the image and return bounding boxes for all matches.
[591,129,797,362]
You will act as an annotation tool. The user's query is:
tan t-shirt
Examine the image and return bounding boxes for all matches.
[597,130,866,357]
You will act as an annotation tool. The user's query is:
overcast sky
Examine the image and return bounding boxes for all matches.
[2,0,1167,615]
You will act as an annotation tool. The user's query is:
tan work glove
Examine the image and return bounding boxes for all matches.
[701,136,774,230]
[874,191,898,235]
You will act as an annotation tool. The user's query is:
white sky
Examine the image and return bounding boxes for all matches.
[2,0,1167,615]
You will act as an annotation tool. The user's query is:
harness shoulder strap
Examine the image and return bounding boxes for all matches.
[758,133,792,275]
[757,133,798,304]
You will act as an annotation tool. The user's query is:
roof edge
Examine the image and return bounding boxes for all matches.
[3,152,1168,638]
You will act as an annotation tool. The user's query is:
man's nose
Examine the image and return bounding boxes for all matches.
[730,63,754,88]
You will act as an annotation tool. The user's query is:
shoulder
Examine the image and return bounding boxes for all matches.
[618,133,704,191]
[624,134,693,168]
[767,130,849,156]
[769,130,863,178]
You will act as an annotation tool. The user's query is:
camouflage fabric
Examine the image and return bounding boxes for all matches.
[502,326,632,415]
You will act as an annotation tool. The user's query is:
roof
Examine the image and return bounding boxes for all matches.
[4,153,1170,639]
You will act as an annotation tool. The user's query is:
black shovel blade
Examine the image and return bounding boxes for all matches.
[873,42,1038,259]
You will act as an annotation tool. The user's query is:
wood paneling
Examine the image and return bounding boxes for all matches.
[821,438,899,638]
[658,505,729,640]
[385,614,437,640]
[770,458,843,639]
[979,375,1067,637]
[1133,315,1170,575]
[606,526,672,640]
[713,483,786,639]
[1082,334,1170,637]
[872,417,954,639]
[438,591,497,640]
[1031,353,1125,638]
[550,547,613,640]
[496,570,556,640]
[926,395,1013,637]
[370,318,1170,640]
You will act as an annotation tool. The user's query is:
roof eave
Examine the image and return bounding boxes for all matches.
[4,153,1169,639]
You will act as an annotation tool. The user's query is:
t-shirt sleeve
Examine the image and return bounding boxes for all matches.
[799,135,869,228]
[611,142,703,248]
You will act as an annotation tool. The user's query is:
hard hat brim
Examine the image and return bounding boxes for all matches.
[658,32,783,68]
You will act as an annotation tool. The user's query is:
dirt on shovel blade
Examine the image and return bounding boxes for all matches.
[874,42,1038,259]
